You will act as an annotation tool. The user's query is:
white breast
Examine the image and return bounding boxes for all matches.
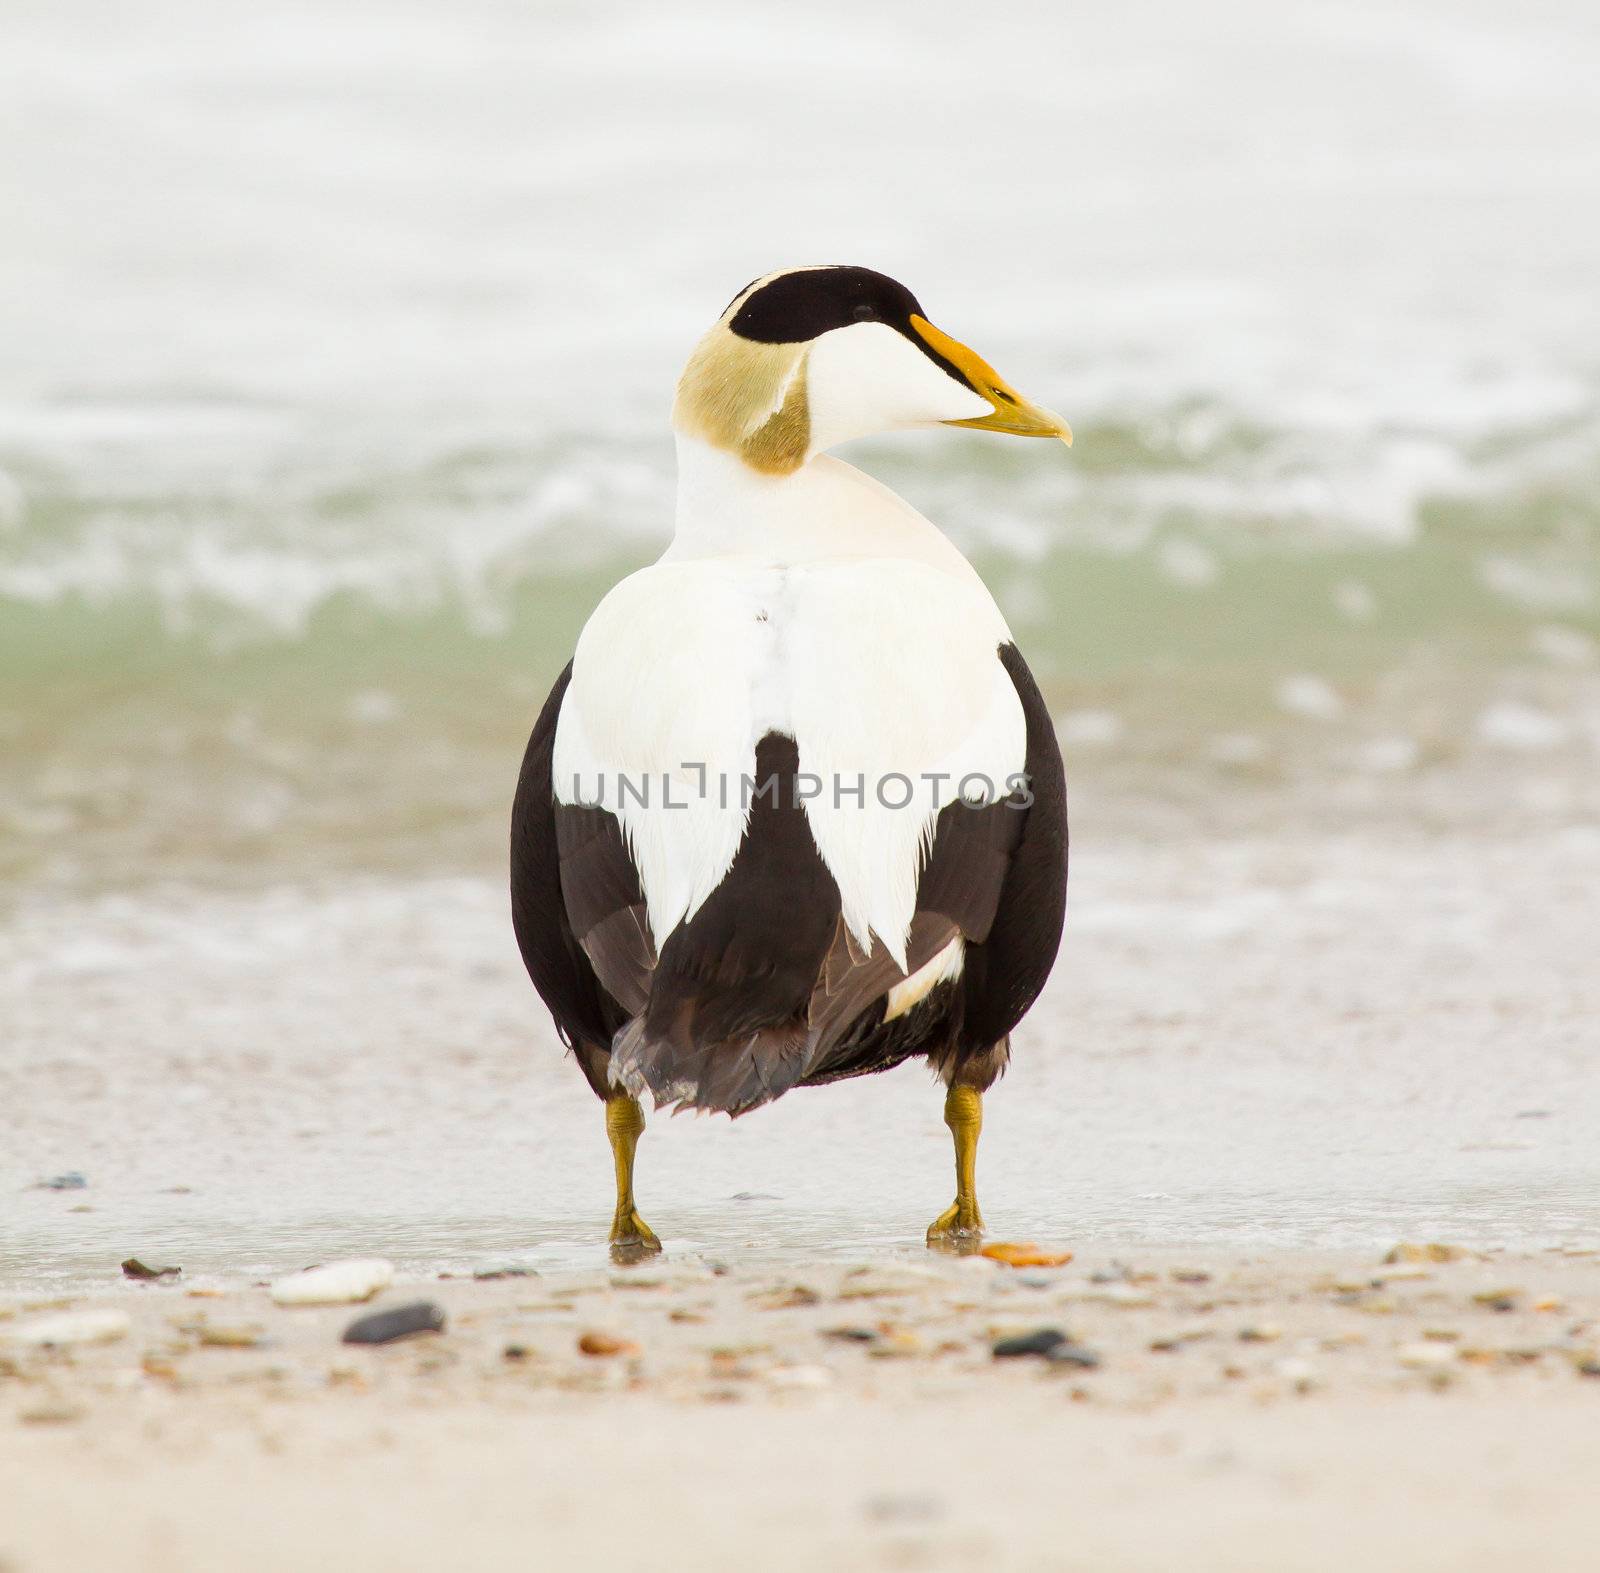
[553,448,1026,971]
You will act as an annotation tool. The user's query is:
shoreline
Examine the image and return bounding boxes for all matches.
[5,1244,1600,1571]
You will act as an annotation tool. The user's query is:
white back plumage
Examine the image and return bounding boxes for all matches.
[553,440,1025,971]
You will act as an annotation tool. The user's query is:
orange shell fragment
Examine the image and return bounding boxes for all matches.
[979,1242,1074,1268]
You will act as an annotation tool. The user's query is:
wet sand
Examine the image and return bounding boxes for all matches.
[4,1244,1600,1572]
[7,805,1600,1293]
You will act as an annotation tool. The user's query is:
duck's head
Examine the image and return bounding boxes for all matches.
[672,265,1072,476]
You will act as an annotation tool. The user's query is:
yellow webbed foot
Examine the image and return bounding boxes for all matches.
[609,1208,662,1266]
[926,1200,986,1254]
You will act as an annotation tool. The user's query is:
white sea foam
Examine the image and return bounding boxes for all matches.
[1477,702,1573,752]
[1276,675,1345,723]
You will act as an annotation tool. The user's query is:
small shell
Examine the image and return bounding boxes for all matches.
[270,1259,394,1306]
[979,1243,1074,1269]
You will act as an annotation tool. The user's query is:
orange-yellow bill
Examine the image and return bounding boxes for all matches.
[910,314,1072,445]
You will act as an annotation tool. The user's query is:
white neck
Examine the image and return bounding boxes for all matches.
[667,435,979,580]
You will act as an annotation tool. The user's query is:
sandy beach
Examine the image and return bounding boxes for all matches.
[5,1243,1600,1572]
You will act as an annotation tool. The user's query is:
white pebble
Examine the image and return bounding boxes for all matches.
[4,1309,131,1348]
[765,1364,834,1392]
[270,1258,394,1306]
[1275,1357,1318,1391]
[1397,1340,1455,1369]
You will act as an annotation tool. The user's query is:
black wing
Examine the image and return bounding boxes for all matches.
[950,640,1069,1068]
[509,661,641,1097]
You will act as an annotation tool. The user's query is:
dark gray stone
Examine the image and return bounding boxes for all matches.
[992,1328,1067,1359]
[342,1301,446,1345]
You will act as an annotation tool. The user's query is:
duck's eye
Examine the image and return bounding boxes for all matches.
[851,303,876,322]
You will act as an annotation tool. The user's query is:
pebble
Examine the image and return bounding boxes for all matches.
[197,1323,264,1348]
[1473,1290,1520,1313]
[4,1309,131,1348]
[1045,1343,1101,1370]
[993,1328,1067,1359]
[20,1400,85,1424]
[577,1331,639,1358]
[343,1302,446,1346]
[1397,1341,1456,1369]
[31,1173,87,1191]
[1239,1324,1283,1343]
[765,1364,833,1392]
[1386,1243,1468,1265]
[122,1258,181,1281]
[270,1259,394,1306]
[1275,1357,1318,1392]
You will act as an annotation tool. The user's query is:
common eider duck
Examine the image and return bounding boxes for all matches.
[512,266,1070,1260]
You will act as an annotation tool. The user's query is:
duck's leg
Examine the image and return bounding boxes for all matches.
[926,1083,985,1249]
[606,1092,662,1263]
